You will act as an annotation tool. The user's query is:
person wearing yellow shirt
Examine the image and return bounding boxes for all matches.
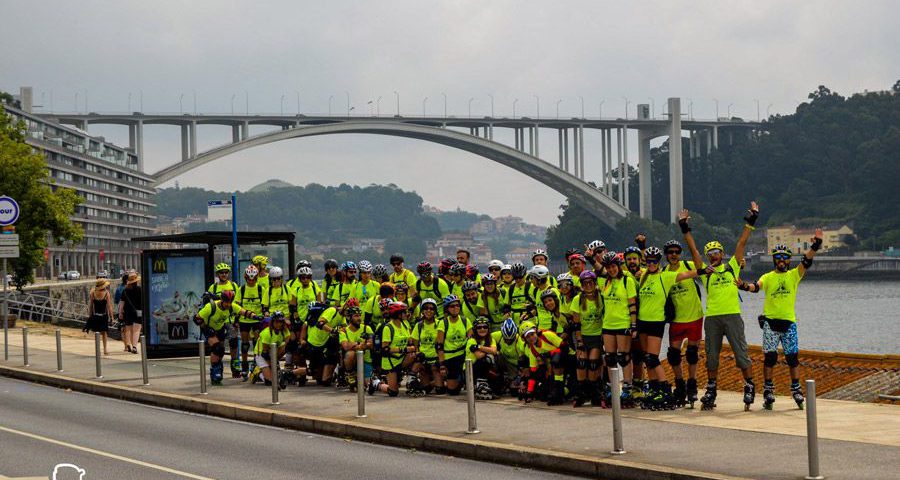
[329,262,358,322]
[436,295,473,396]
[266,267,297,323]
[234,264,270,380]
[206,262,241,378]
[599,252,638,407]
[479,274,508,332]
[369,302,416,397]
[193,290,260,385]
[411,298,442,395]
[290,266,322,324]
[388,254,416,293]
[683,202,758,411]
[736,229,822,410]
[460,281,484,323]
[320,259,341,307]
[339,303,373,393]
[505,263,533,321]
[499,264,514,290]
[528,266,560,331]
[305,300,345,386]
[466,317,500,399]
[350,261,380,307]
[248,311,289,386]
[486,260,504,285]
[636,246,701,410]
[566,253,587,290]
[584,240,608,277]
[519,321,565,405]
[446,263,467,298]
[530,249,558,288]
[252,255,270,290]
[492,318,526,396]
[363,283,394,326]
[570,270,604,407]
[412,262,451,316]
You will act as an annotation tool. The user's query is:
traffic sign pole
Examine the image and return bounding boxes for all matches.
[0,196,18,362]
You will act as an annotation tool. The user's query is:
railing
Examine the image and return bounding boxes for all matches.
[4,291,88,327]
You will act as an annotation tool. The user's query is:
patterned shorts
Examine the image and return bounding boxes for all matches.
[762,322,798,355]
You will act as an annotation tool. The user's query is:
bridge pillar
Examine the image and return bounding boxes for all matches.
[668,97,683,224]
[241,121,249,140]
[189,121,197,158]
[557,129,564,169]
[688,130,695,159]
[572,128,579,178]
[706,129,712,155]
[136,120,144,171]
[713,126,719,149]
[528,127,534,155]
[232,125,240,143]
[534,124,539,157]
[181,125,189,161]
[579,125,585,180]
[563,128,570,172]
[622,126,630,210]
[616,128,623,203]
[638,130,653,218]
[605,129,613,196]
[489,124,494,141]
[129,124,137,151]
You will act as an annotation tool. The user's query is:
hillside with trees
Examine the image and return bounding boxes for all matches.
[548,81,900,255]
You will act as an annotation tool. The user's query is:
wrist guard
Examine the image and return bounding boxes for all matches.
[811,238,822,252]
[635,236,647,250]
[678,219,691,234]
[744,209,759,227]
[801,255,813,268]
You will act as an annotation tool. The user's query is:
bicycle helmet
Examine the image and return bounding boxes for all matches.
[473,317,490,330]
[663,240,683,253]
[530,265,550,280]
[270,311,286,322]
[557,272,573,285]
[481,273,497,283]
[386,301,408,318]
[500,318,518,341]
[511,262,527,278]
[624,246,642,258]
[379,297,393,313]
[394,283,409,293]
[215,262,231,273]
[568,253,586,264]
[449,263,466,277]
[324,259,339,270]
[420,297,438,310]
[579,270,597,282]
[416,261,433,275]
[532,249,548,261]
[389,254,404,265]
[704,241,724,256]
[501,264,512,274]
[244,264,259,279]
[372,264,389,279]
[442,294,461,308]
[358,260,373,273]
[771,244,792,258]
[268,266,284,278]
[439,258,456,276]
[519,320,538,339]
[466,264,479,279]
[587,240,606,251]
[252,255,269,266]
[345,305,362,316]
[341,261,357,272]
[601,251,622,266]
[540,288,559,304]
[564,248,582,260]
[295,260,312,271]
[462,280,480,293]
[488,259,504,269]
[220,290,235,303]
[644,247,663,261]
[296,266,313,277]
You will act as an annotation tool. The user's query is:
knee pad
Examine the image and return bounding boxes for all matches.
[604,353,618,368]
[387,389,400,397]
[785,353,799,368]
[764,351,778,368]
[576,357,587,370]
[211,342,226,358]
[667,347,682,366]
[617,352,631,368]
[240,343,250,354]
[588,359,601,372]
[447,386,462,396]
[685,345,699,365]
[631,349,644,365]
[644,354,661,370]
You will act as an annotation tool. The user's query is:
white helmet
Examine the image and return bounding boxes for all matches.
[296,266,312,276]
[244,264,259,279]
[557,272,573,284]
[488,259,504,269]
[358,260,373,273]
[268,266,284,278]
[530,265,550,280]
[532,249,548,261]
[588,240,606,251]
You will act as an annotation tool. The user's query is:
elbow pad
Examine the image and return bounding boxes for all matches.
[801,255,813,268]
[469,344,479,353]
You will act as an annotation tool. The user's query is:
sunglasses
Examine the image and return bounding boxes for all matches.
[476,326,489,330]
[665,250,681,255]
[447,303,461,308]
[298,275,312,280]
[774,254,791,261]
[422,306,436,311]
[646,259,659,264]
[488,267,501,271]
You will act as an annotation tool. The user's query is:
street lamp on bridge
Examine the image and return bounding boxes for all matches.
[296,91,301,114]
[423,96,428,117]
[394,91,400,116]
[468,97,474,118]
[714,98,719,119]
[441,92,447,118]
[727,102,734,118]
[579,96,584,119]
[512,98,518,118]
[755,99,760,122]
[179,93,184,114]
[488,94,494,117]
[599,99,605,119]
[244,90,249,115]
[622,96,630,120]
[556,99,563,119]
[533,94,540,119]
[376,96,382,116]
[687,98,693,120]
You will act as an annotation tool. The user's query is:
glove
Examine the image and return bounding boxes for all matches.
[678,217,691,234]
[811,237,823,251]
[634,234,647,250]
[743,203,759,226]
[193,317,203,326]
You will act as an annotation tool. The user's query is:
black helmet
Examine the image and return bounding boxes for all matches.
[663,240,683,253]
[324,259,338,270]
[305,302,328,326]
[511,262,527,278]
[295,259,312,271]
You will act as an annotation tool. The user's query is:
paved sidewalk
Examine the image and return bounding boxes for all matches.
[3,327,899,480]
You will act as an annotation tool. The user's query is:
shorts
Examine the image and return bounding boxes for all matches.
[704,313,751,371]
[238,321,261,334]
[669,318,703,343]
[581,334,604,351]
[254,354,271,370]
[443,355,465,381]
[308,344,339,367]
[602,328,630,336]
[202,326,228,342]
[637,320,666,338]
[763,322,799,355]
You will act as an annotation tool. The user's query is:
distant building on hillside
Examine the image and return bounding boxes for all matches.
[766,224,856,254]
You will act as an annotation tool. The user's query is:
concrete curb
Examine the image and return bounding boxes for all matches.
[1,365,749,480]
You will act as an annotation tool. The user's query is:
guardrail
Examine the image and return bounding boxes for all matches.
[4,291,88,326]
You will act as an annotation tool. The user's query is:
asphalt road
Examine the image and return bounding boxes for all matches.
[0,377,581,480]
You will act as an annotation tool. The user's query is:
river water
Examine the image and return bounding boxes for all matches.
[688,279,899,354]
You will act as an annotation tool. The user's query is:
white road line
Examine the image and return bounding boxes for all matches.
[0,425,216,480]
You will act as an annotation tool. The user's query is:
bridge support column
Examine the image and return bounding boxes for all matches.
[572,127,580,179]
[181,125,189,161]
[688,130,695,159]
[563,128,570,172]
[534,125,539,157]
[136,120,144,170]
[600,128,607,192]
[579,125,585,180]
[706,129,712,155]
[638,130,652,219]
[605,129,613,196]
[713,126,719,149]
[528,127,534,155]
[616,128,623,203]
[668,98,683,223]
[515,128,520,150]
[489,124,494,141]
[241,121,249,141]
[129,124,136,151]
[189,121,197,159]
[232,125,240,143]
[622,126,630,211]
[557,129,564,169]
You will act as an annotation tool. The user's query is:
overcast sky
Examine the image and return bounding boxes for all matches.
[2,1,897,226]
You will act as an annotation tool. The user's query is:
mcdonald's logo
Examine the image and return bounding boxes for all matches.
[168,322,188,340]
[153,258,168,274]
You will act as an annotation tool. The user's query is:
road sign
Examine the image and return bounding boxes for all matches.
[0,246,19,258]
[0,234,18,246]
[207,200,233,222]
[0,196,20,226]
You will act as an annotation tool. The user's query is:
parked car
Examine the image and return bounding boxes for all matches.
[96,270,109,279]
[58,270,81,280]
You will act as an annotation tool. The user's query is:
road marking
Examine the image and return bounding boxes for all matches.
[0,425,215,480]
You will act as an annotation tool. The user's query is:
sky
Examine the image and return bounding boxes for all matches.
[2,1,897,226]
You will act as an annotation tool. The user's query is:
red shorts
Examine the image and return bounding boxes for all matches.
[669,318,703,343]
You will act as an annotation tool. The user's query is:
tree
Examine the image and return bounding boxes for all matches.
[0,105,83,288]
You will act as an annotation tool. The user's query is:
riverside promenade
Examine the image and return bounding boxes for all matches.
[2,323,898,480]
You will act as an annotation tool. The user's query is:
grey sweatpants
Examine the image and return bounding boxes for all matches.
[704,313,752,371]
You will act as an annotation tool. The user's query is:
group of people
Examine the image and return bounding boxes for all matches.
[195,201,823,412]
[84,270,144,356]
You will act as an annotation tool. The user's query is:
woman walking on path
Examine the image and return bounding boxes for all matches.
[119,272,143,354]
[87,278,113,355]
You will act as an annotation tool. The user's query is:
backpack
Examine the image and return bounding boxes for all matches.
[239,283,263,306]
[506,282,532,311]
[203,281,237,306]
[415,278,444,299]
[371,322,395,368]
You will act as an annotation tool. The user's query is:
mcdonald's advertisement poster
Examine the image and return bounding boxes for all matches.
[146,252,206,345]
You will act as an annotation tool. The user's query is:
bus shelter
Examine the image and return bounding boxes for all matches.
[131,231,295,358]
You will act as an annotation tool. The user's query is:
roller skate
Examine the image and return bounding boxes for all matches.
[686,378,699,409]
[367,376,381,395]
[278,369,296,390]
[650,382,676,410]
[210,362,224,386]
[546,380,564,406]
[700,381,717,411]
[572,381,588,408]
[346,371,358,393]
[763,380,775,410]
[672,378,687,408]
[248,366,262,385]
[230,358,242,378]
[631,379,647,405]
[240,366,249,382]
[620,383,636,408]
[406,377,427,398]
[475,379,497,400]
[791,381,805,410]
[743,379,756,411]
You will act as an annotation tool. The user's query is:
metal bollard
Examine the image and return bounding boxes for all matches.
[140,335,149,385]
[2,310,7,361]
[199,341,207,395]
[610,367,626,455]
[464,358,479,434]
[355,349,366,418]
[805,380,824,480]
[56,328,63,372]
[270,342,279,405]
[94,332,102,378]
[22,327,29,367]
